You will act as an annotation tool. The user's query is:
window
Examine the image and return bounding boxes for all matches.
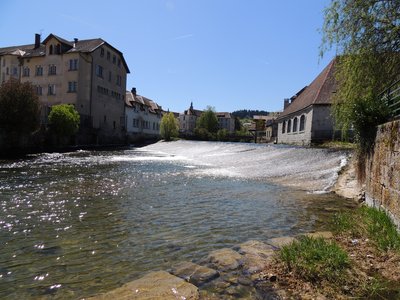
[104,115,107,123]
[113,121,116,129]
[68,81,77,93]
[55,44,61,54]
[2,59,5,67]
[69,59,78,71]
[48,64,56,75]
[96,65,103,78]
[282,121,286,134]
[116,75,122,86]
[36,65,43,76]
[293,117,298,132]
[300,115,305,131]
[117,58,121,67]
[12,67,18,76]
[108,71,111,82]
[6,67,9,75]
[49,45,53,55]
[36,85,42,96]
[48,84,56,95]
[100,48,104,57]
[287,119,291,133]
[112,55,116,64]
[22,67,30,77]
[107,51,110,60]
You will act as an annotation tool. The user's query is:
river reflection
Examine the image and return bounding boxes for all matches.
[0,143,355,299]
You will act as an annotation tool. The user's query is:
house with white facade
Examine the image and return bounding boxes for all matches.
[125,88,162,142]
[276,58,338,146]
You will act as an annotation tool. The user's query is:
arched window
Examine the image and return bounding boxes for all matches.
[293,117,298,132]
[287,119,292,133]
[282,121,286,134]
[56,44,61,54]
[300,115,305,131]
[49,45,53,55]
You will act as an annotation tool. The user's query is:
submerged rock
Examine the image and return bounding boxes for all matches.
[235,240,275,273]
[170,261,219,286]
[203,248,243,272]
[89,270,199,300]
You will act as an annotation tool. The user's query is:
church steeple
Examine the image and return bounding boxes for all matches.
[190,101,193,110]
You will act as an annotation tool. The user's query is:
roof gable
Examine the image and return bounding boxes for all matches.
[279,58,337,118]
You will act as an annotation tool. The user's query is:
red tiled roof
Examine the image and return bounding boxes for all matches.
[278,58,337,119]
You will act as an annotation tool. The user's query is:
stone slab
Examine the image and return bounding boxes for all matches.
[203,248,243,272]
[170,261,219,286]
[89,270,199,300]
[267,236,297,249]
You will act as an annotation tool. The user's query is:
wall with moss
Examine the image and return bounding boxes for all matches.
[365,120,400,229]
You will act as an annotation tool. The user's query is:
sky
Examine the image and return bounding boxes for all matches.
[0,0,336,113]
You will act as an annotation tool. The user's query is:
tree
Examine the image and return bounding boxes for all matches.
[321,0,400,151]
[160,112,178,141]
[48,104,80,139]
[0,80,40,147]
[196,106,219,134]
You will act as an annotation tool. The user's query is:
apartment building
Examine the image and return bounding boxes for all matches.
[0,33,130,143]
[125,88,162,142]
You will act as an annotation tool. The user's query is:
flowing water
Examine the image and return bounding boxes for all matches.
[0,141,356,299]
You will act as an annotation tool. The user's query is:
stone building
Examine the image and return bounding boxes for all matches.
[125,88,162,142]
[216,112,235,133]
[0,33,130,144]
[276,58,338,146]
[179,102,203,135]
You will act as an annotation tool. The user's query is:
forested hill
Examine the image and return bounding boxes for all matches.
[231,110,269,119]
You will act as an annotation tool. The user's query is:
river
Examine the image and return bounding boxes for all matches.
[0,141,355,299]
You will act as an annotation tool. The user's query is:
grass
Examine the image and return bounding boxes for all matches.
[279,236,349,283]
[333,205,400,252]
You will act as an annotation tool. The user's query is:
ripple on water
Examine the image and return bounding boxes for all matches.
[0,142,355,299]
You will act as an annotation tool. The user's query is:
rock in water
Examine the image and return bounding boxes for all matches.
[89,270,199,300]
[203,248,243,272]
[170,261,219,286]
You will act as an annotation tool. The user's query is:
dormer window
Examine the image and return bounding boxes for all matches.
[49,45,53,55]
[100,48,104,57]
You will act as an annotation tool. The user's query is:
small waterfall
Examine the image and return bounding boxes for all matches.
[143,140,349,193]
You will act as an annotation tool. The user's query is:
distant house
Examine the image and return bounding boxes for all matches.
[179,102,203,135]
[216,112,235,133]
[276,58,338,146]
[0,33,130,144]
[125,88,162,142]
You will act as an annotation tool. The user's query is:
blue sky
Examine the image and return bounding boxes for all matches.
[0,0,335,113]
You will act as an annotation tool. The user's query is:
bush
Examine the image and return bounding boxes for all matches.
[160,112,178,141]
[48,104,80,138]
[0,80,40,146]
[280,236,350,283]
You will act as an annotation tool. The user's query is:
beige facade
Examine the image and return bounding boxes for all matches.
[216,112,235,133]
[0,33,130,143]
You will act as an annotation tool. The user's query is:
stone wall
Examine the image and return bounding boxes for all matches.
[365,120,400,229]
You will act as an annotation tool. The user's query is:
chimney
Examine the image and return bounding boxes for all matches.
[73,38,78,48]
[34,33,41,49]
[284,98,290,110]
[131,87,137,96]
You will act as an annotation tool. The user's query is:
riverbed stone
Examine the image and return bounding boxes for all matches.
[235,240,275,273]
[304,231,333,239]
[89,270,199,300]
[267,236,297,249]
[170,261,219,286]
[203,248,243,271]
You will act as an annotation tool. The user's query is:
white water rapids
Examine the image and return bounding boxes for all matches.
[143,140,348,193]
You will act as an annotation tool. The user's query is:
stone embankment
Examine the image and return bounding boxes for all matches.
[89,232,332,300]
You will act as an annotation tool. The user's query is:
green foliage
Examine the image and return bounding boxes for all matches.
[160,112,178,141]
[196,106,219,134]
[217,129,229,141]
[280,236,350,283]
[321,0,400,151]
[234,117,242,131]
[48,104,80,137]
[232,109,269,119]
[360,206,400,251]
[332,206,400,252]
[0,80,40,140]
